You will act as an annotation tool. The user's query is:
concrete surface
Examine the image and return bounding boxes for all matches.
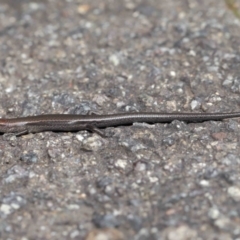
[0,0,240,239]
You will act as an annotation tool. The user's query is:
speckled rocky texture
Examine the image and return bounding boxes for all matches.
[0,0,240,239]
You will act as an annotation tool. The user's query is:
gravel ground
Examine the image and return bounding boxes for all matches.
[1,0,240,239]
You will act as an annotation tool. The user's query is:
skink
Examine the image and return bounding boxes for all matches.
[0,111,240,135]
